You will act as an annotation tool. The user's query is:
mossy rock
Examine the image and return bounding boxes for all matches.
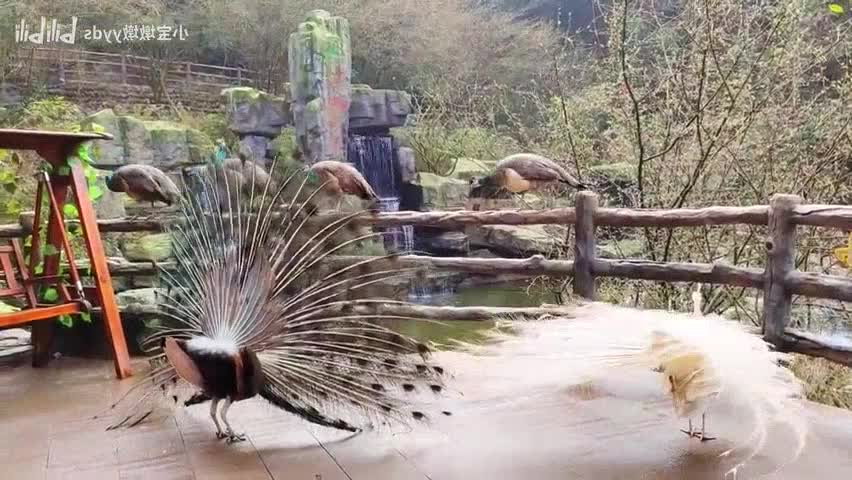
[80,109,214,167]
[116,288,163,308]
[222,86,266,103]
[120,233,173,262]
[466,224,567,256]
[270,128,298,162]
[222,87,289,137]
[416,172,469,209]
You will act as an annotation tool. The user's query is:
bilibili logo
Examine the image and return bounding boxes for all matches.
[15,17,78,44]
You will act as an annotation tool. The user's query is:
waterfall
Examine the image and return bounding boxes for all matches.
[347,134,414,253]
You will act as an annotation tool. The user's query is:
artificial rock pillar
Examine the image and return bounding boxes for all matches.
[288,10,352,164]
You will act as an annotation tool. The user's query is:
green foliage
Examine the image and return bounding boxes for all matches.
[9,96,84,131]
[395,123,517,176]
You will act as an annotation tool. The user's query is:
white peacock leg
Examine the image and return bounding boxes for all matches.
[698,412,716,442]
[681,418,694,437]
[220,397,246,443]
[210,398,225,438]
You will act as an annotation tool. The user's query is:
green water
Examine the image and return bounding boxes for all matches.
[392,280,552,347]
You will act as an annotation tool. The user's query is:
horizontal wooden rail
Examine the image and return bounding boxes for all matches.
[110,303,576,322]
[1,203,851,238]
[4,192,852,367]
[70,255,849,301]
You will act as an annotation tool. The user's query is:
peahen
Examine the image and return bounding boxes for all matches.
[106,164,181,207]
[307,160,380,212]
[100,159,449,443]
[469,153,587,207]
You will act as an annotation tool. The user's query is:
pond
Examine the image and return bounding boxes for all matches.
[390,279,553,347]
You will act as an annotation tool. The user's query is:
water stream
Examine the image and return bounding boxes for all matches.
[347,134,414,252]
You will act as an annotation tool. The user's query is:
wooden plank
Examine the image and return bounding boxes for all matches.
[0,303,81,328]
[69,162,132,379]
[783,328,852,367]
[574,191,598,299]
[116,303,576,322]
[594,205,769,227]
[762,194,801,346]
[87,255,575,278]
[792,205,852,230]
[593,258,764,288]
[784,271,852,302]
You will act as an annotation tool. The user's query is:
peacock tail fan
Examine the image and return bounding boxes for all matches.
[103,157,451,432]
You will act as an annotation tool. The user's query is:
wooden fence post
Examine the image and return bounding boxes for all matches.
[237,68,243,86]
[120,54,127,85]
[762,194,801,346]
[574,191,598,299]
[185,62,192,88]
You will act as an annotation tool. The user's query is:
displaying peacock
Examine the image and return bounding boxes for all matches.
[101,159,449,443]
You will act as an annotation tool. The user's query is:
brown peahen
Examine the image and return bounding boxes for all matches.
[100,159,449,444]
[469,153,587,207]
[307,160,380,212]
[106,164,181,207]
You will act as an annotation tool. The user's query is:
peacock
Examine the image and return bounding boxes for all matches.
[105,164,181,207]
[458,301,808,477]
[469,153,587,207]
[307,160,380,212]
[100,159,450,443]
[206,140,272,211]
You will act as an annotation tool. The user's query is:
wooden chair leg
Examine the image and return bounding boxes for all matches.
[70,163,132,379]
[31,321,54,367]
[32,174,70,368]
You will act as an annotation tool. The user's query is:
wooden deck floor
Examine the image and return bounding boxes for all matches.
[2,355,852,480]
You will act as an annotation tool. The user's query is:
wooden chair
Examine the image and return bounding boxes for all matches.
[0,129,132,379]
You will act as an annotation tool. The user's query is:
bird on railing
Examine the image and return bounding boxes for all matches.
[307,160,380,212]
[98,160,450,444]
[460,302,807,477]
[105,164,181,207]
[205,147,272,210]
[469,154,587,208]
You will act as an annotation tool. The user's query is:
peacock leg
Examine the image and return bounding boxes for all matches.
[220,397,246,444]
[210,398,225,439]
[680,418,694,438]
[697,413,716,442]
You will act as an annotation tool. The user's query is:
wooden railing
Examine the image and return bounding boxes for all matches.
[10,47,259,110]
[2,192,852,366]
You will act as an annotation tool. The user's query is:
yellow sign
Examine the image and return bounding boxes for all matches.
[833,232,852,267]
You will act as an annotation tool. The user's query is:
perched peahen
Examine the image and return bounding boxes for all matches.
[307,160,380,212]
[106,164,181,207]
[101,161,449,443]
[469,154,587,206]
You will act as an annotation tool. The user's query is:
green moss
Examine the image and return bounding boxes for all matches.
[185,128,215,163]
[416,172,469,209]
[120,233,173,262]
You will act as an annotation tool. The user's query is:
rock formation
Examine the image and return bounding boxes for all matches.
[222,87,288,167]
[288,10,352,164]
